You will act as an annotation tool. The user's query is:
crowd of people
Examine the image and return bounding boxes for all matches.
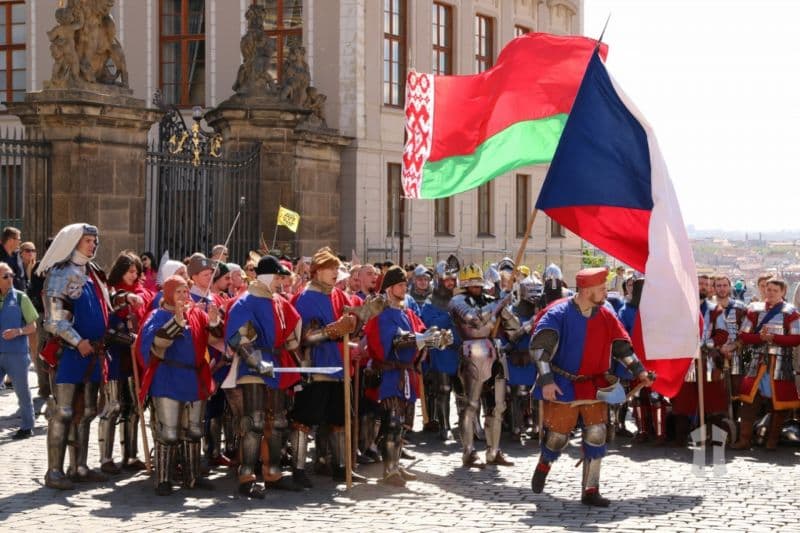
[0,222,797,507]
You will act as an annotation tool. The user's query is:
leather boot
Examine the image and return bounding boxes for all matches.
[765,410,786,450]
[731,401,756,450]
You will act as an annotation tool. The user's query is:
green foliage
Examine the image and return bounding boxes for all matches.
[582,248,607,268]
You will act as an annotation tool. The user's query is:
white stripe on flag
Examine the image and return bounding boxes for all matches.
[608,74,700,360]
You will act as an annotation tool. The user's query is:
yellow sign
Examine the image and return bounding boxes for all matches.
[276,205,300,232]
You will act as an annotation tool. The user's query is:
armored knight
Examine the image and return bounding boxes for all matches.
[420,256,461,441]
[505,277,542,443]
[224,256,302,498]
[542,263,572,306]
[714,275,748,426]
[732,278,800,450]
[448,263,522,468]
[529,267,651,507]
[38,223,135,489]
[366,266,452,486]
[290,247,365,486]
[671,274,729,446]
[138,275,221,495]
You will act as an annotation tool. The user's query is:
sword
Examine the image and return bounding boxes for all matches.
[272,366,343,375]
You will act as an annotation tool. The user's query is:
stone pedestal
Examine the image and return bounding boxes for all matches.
[206,97,351,257]
[7,89,159,268]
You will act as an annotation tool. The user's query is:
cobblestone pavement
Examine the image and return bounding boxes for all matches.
[0,371,798,532]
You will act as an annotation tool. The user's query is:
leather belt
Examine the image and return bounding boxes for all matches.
[551,363,606,383]
[161,358,201,371]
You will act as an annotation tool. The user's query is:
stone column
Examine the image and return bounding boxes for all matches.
[206,99,351,257]
[7,89,159,268]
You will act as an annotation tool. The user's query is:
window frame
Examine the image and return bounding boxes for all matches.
[0,0,26,104]
[474,13,494,73]
[159,0,207,107]
[551,219,566,238]
[476,182,493,237]
[383,0,407,107]
[514,24,531,37]
[252,0,303,83]
[515,174,531,238]
[434,197,453,236]
[387,162,409,237]
[432,2,453,76]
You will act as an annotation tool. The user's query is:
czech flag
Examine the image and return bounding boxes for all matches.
[535,51,698,393]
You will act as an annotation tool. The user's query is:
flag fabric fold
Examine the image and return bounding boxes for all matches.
[402,33,606,199]
[535,51,698,392]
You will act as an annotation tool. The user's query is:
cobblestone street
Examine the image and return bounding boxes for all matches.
[0,371,798,532]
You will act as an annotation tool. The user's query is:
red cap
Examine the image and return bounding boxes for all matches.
[163,275,188,306]
[575,267,608,289]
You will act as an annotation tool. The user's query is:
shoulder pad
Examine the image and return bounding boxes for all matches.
[782,302,797,315]
[749,301,766,313]
[44,263,87,300]
[732,299,747,310]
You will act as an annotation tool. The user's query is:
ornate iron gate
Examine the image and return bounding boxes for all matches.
[144,106,260,263]
[0,129,51,238]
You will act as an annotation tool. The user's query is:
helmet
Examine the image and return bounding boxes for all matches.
[484,264,501,286]
[412,264,431,279]
[518,265,531,277]
[458,263,484,288]
[497,257,515,273]
[518,278,543,304]
[544,263,563,281]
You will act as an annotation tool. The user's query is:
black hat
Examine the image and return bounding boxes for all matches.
[380,265,406,292]
[257,255,291,276]
[213,261,230,282]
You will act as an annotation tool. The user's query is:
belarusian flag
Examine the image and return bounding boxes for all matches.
[402,33,607,199]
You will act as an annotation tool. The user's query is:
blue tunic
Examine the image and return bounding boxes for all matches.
[420,302,460,376]
[55,277,107,385]
[107,312,131,381]
[507,331,536,386]
[377,307,418,402]
[226,293,280,389]
[294,289,344,379]
[140,309,202,402]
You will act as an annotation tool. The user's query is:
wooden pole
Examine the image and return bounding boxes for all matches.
[418,372,429,426]
[343,333,353,489]
[352,351,360,465]
[697,355,706,449]
[130,351,152,472]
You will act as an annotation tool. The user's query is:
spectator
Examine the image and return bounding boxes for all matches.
[0,262,38,439]
[0,226,25,291]
[140,251,158,292]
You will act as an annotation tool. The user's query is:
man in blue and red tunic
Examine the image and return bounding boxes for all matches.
[138,275,220,495]
[39,223,137,490]
[529,267,651,507]
[732,278,800,450]
[366,266,453,486]
[291,247,364,486]
[224,255,302,498]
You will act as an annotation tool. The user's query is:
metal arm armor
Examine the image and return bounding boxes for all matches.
[229,322,274,376]
[150,317,184,360]
[42,263,88,348]
[611,339,646,377]
[529,328,559,386]
[301,321,329,348]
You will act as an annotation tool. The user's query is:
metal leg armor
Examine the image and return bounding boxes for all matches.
[98,379,122,473]
[531,429,569,494]
[458,363,485,467]
[331,427,367,483]
[485,376,512,465]
[379,399,405,487]
[120,377,142,468]
[509,385,525,440]
[152,396,182,494]
[580,458,609,506]
[237,383,266,487]
[45,383,77,490]
[435,374,453,441]
[650,396,667,444]
[182,399,211,490]
[73,382,105,481]
[290,425,312,488]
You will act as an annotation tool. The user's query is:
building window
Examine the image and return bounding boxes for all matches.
[253,0,303,83]
[432,2,453,75]
[516,174,530,237]
[514,25,530,37]
[160,0,206,106]
[387,163,408,236]
[551,219,566,238]
[0,0,25,103]
[474,14,493,73]
[434,198,452,235]
[477,183,493,236]
[384,0,406,107]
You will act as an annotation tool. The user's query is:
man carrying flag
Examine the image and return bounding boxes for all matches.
[529,267,651,507]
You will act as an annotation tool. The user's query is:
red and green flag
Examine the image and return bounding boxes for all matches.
[402,33,607,199]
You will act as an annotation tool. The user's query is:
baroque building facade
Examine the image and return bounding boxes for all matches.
[2,0,583,278]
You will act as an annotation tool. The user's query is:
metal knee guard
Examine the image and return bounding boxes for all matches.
[239,384,266,479]
[583,423,607,447]
[98,379,122,464]
[542,429,569,462]
[152,396,181,445]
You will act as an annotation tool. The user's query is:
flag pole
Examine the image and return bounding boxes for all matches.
[271,223,279,250]
[697,354,707,450]
[343,333,353,489]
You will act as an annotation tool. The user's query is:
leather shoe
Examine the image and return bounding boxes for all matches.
[487,451,514,466]
[400,449,416,460]
[581,490,610,507]
[12,429,32,440]
[462,450,485,469]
